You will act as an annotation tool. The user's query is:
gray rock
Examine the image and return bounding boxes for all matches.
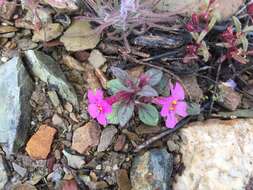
[12,162,27,177]
[155,0,243,21]
[131,148,173,190]
[25,50,79,109]
[0,156,8,189]
[60,20,100,51]
[88,49,106,69]
[97,126,118,152]
[32,23,64,42]
[0,57,33,154]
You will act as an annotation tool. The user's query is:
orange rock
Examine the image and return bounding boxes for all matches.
[26,125,57,160]
[71,122,101,154]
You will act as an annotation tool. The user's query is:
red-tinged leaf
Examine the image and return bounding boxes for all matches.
[231,53,248,64]
[137,85,158,97]
[111,67,133,87]
[61,180,78,190]
[247,3,253,15]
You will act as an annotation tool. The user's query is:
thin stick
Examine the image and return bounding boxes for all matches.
[125,55,192,99]
[125,55,183,83]
[134,116,192,153]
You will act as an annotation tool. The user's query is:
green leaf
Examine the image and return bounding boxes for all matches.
[145,68,163,86]
[191,32,199,41]
[243,25,253,33]
[197,41,210,62]
[207,15,217,31]
[107,79,126,94]
[107,102,120,124]
[197,30,207,43]
[240,35,248,51]
[154,75,170,96]
[187,103,201,116]
[138,104,159,126]
[118,101,134,126]
[232,16,241,33]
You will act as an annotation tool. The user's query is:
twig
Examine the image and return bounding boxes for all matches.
[125,55,192,100]
[134,116,192,153]
[208,61,222,115]
[125,55,182,84]
[141,48,184,62]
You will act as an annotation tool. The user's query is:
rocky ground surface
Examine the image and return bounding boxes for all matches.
[0,0,253,190]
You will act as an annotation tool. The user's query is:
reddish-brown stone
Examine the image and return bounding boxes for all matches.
[26,125,57,160]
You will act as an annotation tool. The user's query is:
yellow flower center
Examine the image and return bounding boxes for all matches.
[169,100,177,111]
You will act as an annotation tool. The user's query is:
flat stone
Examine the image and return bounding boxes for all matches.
[60,20,100,51]
[44,0,79,11]
[71,122,101,154]
[181,75,203,102]
[97,126,118,152]
[12,162,27,177]
[84,64,102,90]
[116,169,131,190]
[0,156,8,189]
[0,25,17,34]
[12,183,37,190]
[0,1,17,20]
[173,119,253,190]
[131,148,173,190]
[32,23,63,42]
[218,83,241,111]
[62,150,85,169]
[26,125,57,160]
[88,49,106,69]
[127,66,144,78]
[62,55,85,71]
[17,38,38,51]
[114,134,126,152]
[15,7,53,30]
[0,57,33,154]
[25,50,79,109]
[155,0,243,21]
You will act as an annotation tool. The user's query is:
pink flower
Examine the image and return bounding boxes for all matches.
[88,89,112,126]
[0,0,5,6]
[155,83,188,128]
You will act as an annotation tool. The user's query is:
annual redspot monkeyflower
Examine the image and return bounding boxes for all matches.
[154,82,188,128]
[87,89,112,126]
[0,0,5,6]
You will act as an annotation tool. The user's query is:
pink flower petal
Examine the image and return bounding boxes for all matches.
[171,82,185,100]
[160,104,169,117]
[175,102,188,117]
[101,101,112,114]
[154,97,173,105]
[95,89,104,101]
[88,104,99,118]
[97,114,107,126]
[165,112,177,128]
[88,90,97,104]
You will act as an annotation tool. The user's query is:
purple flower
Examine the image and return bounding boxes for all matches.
[155,82,188,128]
[88,89,112,126]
